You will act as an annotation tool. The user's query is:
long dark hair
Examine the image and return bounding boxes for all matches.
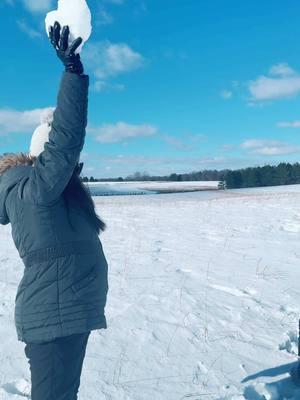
[62,164,106,235]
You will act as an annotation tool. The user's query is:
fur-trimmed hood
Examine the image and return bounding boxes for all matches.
[0,152,36,225]
[0,152,36,176]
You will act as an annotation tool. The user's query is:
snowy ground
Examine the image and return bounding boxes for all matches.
[85,180,220,196]
[0,184,300,399]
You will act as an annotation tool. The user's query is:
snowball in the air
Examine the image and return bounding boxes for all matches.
[45,0,92,54]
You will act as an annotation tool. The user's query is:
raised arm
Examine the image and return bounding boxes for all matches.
[20,22,89,206]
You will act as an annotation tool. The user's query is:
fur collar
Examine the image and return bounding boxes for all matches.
[0,152,36,176]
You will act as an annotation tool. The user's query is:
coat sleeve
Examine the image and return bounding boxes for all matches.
[20,71,89,206]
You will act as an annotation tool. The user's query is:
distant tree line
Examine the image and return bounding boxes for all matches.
[81,169,228,183]
[81,162,300,189]
[225,162,300,189]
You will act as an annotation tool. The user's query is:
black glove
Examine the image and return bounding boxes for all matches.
[49,21,84,75]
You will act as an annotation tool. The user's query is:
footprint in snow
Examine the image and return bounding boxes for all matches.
[279,331,298,356]
[210,284,249,297]
[1,378,31,398]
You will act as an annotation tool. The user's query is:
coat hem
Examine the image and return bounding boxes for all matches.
[16,316,107,344]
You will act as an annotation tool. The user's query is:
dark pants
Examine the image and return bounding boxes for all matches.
[24,332,91,400]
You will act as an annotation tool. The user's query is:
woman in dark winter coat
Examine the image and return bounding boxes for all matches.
[0,22,109,399]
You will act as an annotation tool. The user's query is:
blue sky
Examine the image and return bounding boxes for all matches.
[1,0,300,178]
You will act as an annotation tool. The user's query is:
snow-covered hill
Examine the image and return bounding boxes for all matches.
[0,184,300,399]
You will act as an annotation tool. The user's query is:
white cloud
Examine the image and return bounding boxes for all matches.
[256,145,300,156]
[277,121,300,128]
[241,139,300,156]
[249,76,300,101]
[220,90,233,99]
[17,20,42,38]
[91,80,125,93]
[88,122,158,143]
[83,41,145,81]
[248,63,300,101]
[0,108,52,135]
[96,8,114,26]
[241,139,276,149]
[22,0,52,13]
[105,155,228,166]
[269,63,296,77]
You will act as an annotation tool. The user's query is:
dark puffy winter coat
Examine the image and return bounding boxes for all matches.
[0,71,109,344]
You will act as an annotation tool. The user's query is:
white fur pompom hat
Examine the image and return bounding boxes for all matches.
[29,107,55,158]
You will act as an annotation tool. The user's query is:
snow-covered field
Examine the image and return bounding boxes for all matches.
[85,180,220,196]
[0,184,300,399]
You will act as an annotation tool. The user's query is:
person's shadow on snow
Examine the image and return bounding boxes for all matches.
[241,362,299,399]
